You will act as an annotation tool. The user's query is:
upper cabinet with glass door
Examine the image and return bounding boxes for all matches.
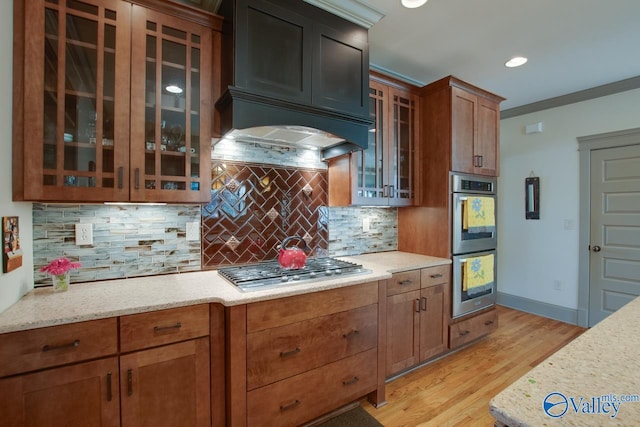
[12,0,221,203]
[328,74,418,207]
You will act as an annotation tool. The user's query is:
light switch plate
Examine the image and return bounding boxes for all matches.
[75,223,93,246]
[186,222,200,241]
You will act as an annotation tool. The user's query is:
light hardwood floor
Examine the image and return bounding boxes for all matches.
[361,305,586,426]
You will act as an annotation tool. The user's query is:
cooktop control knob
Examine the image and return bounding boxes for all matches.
[293,275,300,281]
[281,276,289,282]
[335,269,342,274]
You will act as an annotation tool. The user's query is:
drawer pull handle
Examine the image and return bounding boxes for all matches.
[343,376,359,386]
[280,400,301,412]
[430,273,443,279]
[399,279,413,286]
[484,320,494,326]
[421,297,428,311]
[106,372,113,402]
[280,347,301,358]
[154,322,182,332]
[343,329,360,339]
[42,339,80,352]
[460,330,470,336]
[127,368,133,396]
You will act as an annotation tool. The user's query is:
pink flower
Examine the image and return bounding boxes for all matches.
[40,257,81,276]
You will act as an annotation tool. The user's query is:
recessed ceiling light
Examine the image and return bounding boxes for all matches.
[505,56,528,68]
[165,84,183,94]
[402,0,428,8]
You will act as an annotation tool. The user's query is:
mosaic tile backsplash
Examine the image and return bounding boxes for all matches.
[32,204,201,286]
[201,161,329,267]
[328,207,398,256]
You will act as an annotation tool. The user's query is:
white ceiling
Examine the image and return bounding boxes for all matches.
[361,0,640,111]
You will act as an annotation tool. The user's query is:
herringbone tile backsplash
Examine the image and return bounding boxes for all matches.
[201,161,329,267]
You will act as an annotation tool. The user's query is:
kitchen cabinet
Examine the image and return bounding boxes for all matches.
[0,305,211,427]
[119,305,211,427]
[12,0,221,203]
[0,319,119,427]
[226,282,385,426]
[449,308,498,349]
[328,73,418,206]
[225,0,369,117]
[385,265,450,377]
[417,75,504,187]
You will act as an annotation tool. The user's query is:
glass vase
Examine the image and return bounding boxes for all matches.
[52,272,70,292]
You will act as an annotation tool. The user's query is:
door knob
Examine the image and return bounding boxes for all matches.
[591,245,601,252]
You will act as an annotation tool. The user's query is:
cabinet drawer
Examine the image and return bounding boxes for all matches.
[421,264,450,288]
[247,348,377,427]
[120,304,209,353]
[449,308,498,349]
[247,282,378,333]
[247,304,378,390]
[387,270,421,296]
[0,318,118,377]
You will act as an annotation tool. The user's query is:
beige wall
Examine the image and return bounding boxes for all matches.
[498,87,640,317]
[0,1,34,313]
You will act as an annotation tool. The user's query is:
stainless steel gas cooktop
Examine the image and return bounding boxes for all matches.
[217,257,371,291]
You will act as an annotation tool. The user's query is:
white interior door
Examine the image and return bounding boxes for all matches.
[588,144,640,326]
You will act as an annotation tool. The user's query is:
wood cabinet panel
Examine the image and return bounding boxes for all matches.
[421,264,451,288]
[247,348,377,427]
[387,269,421,296]
[419,283,446,361]
[0,318,117,377]
[0,357,120,427]
[246,282,378,332]
[386,290,420,376]
[449,308,498,349]
[120,337,211,427]
[120,304,209,353]
[247,304,377,390]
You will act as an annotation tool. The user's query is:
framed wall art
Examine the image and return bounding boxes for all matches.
[3,216,23,273]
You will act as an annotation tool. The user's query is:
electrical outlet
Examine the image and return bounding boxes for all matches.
[186,222,200,241]
[75,223,93,246]
[362,217,370,232]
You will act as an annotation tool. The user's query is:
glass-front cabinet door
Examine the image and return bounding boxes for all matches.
[20,0,131,201]
[15,0,215,203]
[389,87,416,206]
[129,6,212,203]
[351,80,415,206]
[352,81,387,205]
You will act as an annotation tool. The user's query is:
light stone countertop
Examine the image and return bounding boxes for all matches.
[490,296,640,426]
[0,251,450,334]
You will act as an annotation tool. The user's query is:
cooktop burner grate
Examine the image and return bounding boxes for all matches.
[217,257,370,291]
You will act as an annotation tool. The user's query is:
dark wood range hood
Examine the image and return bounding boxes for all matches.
[215,0,373,160]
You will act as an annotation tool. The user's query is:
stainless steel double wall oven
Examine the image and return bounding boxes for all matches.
[451,173,497,318]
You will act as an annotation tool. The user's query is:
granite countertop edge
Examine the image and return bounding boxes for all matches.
[0,251,451,334]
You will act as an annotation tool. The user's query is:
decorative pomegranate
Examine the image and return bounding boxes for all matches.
[278,236,308,269]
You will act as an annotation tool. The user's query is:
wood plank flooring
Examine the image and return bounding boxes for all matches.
[361,305,586,426]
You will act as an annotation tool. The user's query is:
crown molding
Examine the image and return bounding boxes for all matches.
[501,75,640,119]
[369,63,426,87]
[304,0,385,28]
